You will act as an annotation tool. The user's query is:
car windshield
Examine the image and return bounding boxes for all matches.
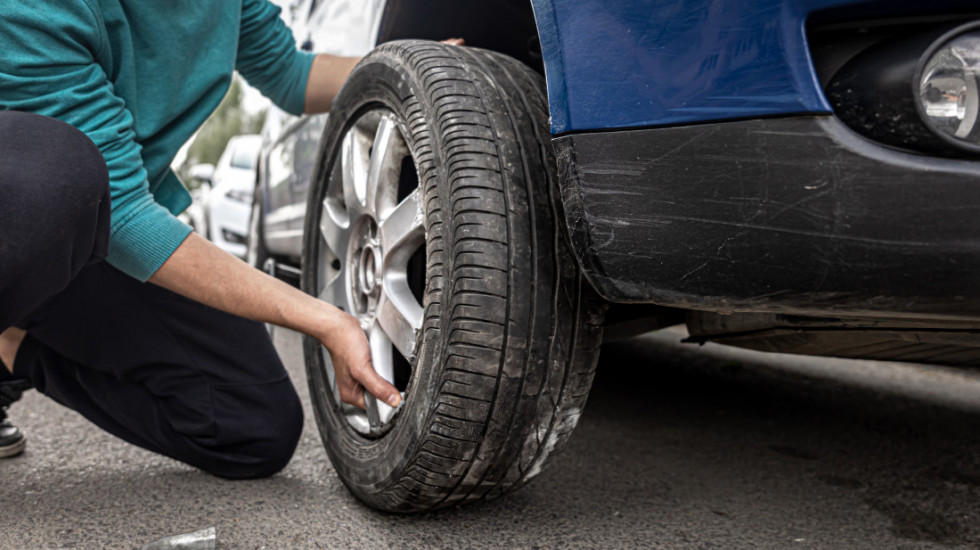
[230,141,260,170]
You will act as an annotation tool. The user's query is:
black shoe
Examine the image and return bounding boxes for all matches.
[0,418,25,458]
[0,379,31,458]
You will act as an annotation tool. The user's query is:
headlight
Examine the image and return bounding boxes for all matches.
[916,25,980,151]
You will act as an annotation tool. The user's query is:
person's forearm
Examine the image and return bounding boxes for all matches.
[148,233,401,408]
[149,233,401,408]
[149,233,333,337]
[304,54,360,114]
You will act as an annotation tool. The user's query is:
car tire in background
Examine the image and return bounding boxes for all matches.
[301,41,605,512]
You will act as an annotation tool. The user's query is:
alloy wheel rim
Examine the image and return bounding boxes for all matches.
[314,109,424,436]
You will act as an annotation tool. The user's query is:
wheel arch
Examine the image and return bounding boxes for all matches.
[375,0,549,89]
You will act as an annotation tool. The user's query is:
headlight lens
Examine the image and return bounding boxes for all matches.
[917,28,980,149]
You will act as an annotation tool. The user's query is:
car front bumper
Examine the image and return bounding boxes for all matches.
[554,115,980,322]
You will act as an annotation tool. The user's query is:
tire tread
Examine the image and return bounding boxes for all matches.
[303,40,605,513]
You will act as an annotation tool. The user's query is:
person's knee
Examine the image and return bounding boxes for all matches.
[0,112,110,263]
[0,111,108,207]
[245,386,304,479]
[51,118,109,211]
[0,113,110,325]
[205,377,304,480]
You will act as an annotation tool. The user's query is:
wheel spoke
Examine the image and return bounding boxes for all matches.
[377,187,423,363]
[377,288,422,362]
[366,116,407,220]
[320,345,341,405]
[319,197,349,259]
[341,129,370,216]
[317,274,348,310]
[367,324,397,426]
[369,323,396,386]
[378,188,423,256]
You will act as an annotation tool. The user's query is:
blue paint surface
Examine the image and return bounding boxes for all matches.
[530,0,979,135]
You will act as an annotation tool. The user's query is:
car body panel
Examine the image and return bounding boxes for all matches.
[556,116,980,321]
[529,0,980,135]
[262,123,298,243]
[524,0,980,325]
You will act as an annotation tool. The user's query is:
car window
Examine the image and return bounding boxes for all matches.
[230,144,259,170]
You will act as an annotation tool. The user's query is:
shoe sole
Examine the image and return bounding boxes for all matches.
[0,437,26,458]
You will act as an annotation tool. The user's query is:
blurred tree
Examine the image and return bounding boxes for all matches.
[178,74,267,189]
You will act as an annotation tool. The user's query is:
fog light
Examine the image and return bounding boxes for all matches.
[916,24,980,152]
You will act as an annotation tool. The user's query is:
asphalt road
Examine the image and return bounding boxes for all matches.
[3,327,980,549]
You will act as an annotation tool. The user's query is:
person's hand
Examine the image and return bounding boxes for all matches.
[148,233,400,410]
[320,310,401,410]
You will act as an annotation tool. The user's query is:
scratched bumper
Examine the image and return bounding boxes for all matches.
[554,116,980,322]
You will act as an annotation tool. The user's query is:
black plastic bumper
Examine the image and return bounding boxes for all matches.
[554,116,980,322]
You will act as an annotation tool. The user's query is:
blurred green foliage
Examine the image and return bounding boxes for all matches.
[178,75,266,189]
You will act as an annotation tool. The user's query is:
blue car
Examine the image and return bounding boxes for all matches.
[249,0,980,512]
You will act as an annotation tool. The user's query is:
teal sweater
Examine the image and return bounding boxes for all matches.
[0,1,315,281]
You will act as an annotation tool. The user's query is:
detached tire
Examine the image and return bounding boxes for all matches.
[301,41,604,512]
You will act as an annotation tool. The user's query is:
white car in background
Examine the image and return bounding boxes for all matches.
[207,134,262,258]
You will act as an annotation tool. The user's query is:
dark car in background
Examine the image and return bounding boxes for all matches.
[249,0,980,513]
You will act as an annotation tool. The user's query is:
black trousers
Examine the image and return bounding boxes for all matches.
[0,111,302,479]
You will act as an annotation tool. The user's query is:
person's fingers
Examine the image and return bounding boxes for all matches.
[354,362,402,408]
[441,38,464,46]
[336,374,362,407]
[355,385,365,410]
[323,313,400,409]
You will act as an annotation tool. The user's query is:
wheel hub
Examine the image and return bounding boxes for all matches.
[359,242,381,296]
[350,218,383,319]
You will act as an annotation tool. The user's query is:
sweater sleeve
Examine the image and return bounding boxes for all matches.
[236,0,317,116]
[0,2,192,282]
